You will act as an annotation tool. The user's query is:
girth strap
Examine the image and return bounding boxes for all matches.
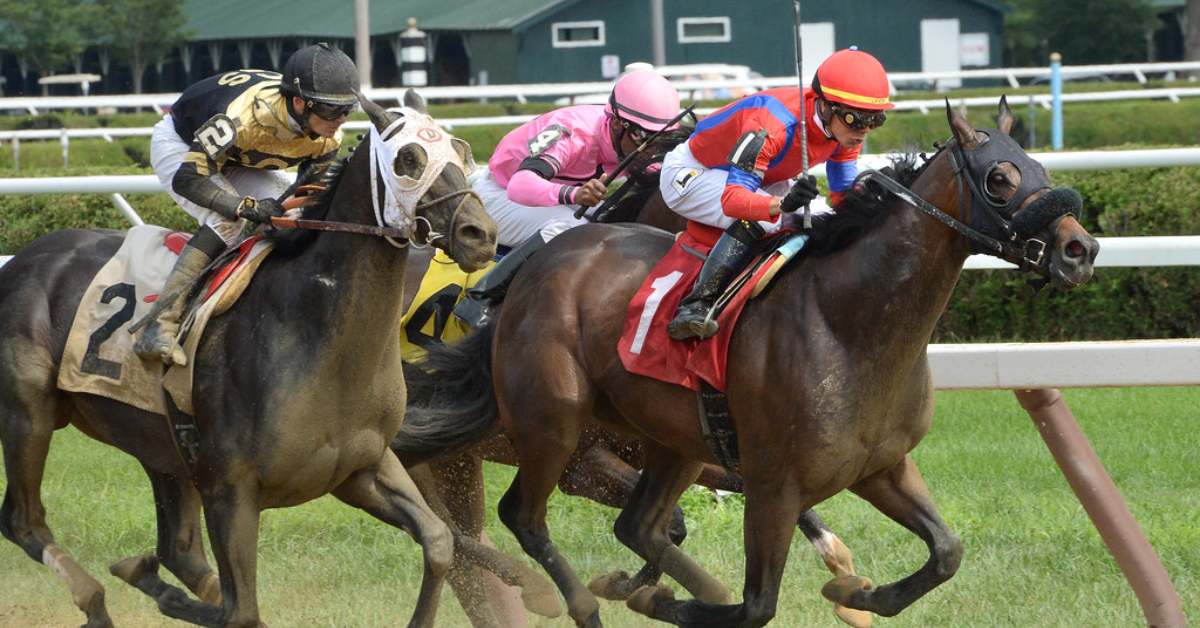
[697,382,740,472]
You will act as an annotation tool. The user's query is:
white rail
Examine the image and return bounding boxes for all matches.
[2,60,1199,113]
[7,87,1200,150]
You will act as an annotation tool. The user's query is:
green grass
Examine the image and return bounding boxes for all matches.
[0,388,1195,626]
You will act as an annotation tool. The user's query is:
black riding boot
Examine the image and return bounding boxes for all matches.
[452,233,548,328]
[667,220,764,340]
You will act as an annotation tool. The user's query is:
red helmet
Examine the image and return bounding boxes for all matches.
[813,48,894,111]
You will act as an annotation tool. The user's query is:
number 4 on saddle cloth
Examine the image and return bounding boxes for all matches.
[617,230,808,392]
[57,225,273,416]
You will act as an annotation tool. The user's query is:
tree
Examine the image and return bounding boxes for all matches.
[1004,0,1157,66]
[0,0,95,83]
[96,0,188,93]
[1187,0,1200,62]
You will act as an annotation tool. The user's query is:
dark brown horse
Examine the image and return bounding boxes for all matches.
[0,92,498,627]
[394,99,1100,627]
[397,179,869,627]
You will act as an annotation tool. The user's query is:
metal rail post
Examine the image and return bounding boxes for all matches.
[1015,388,1185,628]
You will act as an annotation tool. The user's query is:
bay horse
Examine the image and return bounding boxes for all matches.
[0,91,497,627]
[396,174,869,627]
[393,99,1100,627]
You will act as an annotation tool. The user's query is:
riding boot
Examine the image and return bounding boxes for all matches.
[133,229,222,367]
[667,220,764,340]
[452,233,548,328]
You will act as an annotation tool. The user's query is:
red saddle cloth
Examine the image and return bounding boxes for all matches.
[617,231,776,392]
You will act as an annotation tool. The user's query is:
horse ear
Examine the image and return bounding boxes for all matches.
[451,137,476,173]
[945,98,978,148]
[403,88,428,114]
[996,95,1015,136]
[357,91,402,134]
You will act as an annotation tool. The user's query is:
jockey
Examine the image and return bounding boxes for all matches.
[660,48,893,340]
[135,43,358,366]
[452,67,682,328]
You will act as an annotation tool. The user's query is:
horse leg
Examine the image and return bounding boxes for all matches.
[609,444,730,607]
[823,454,962,617]
[629,460,806,628]
[497,419,601,627]
[416,455,561,626]
[694,461,869,626]
[797,510,872,628]
[111,468,222,608]
[0,379,113,628]
[333,450,453,628]
[577,444,697,602]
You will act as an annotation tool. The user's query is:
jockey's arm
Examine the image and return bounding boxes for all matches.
[506,158,592,207]
[718,129,785,222]
[824,146,861,208]
[172,155,243,221]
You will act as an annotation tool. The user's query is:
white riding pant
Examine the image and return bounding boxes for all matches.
[151,115,294,246]
[659,142,832,234]
[469,166,588,248]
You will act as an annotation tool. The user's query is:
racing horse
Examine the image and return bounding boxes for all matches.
[0,91,497,627]
[393,98,1100,627]
[396,170,868,627]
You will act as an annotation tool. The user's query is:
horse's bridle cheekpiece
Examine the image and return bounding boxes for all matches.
[862,126,1081,276]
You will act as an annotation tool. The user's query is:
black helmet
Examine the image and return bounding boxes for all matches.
[281,42,359,106]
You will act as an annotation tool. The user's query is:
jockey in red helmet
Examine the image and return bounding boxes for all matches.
[453,68,681,327]
[660,48,893,340]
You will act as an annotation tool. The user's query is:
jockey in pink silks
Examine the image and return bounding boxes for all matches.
[454,68,681,327]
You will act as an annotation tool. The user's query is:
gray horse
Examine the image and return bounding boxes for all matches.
[0,91,496,627]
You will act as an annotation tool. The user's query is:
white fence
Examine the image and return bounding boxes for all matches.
[2,60,1198,114]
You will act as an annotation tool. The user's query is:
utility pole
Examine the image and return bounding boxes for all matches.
[650,0,666,66]
[354,0,372,89]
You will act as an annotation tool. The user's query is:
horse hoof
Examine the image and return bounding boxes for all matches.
[834,603,874,628]
[194,573,222,606]
[626,584,673,618]
[587,570,634,600]
[821,575,873,607]
[519,578,564,618]
[109,555,158,585]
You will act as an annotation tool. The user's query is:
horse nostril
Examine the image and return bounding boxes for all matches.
[458,224,487,244]
[1065,239,1085,259]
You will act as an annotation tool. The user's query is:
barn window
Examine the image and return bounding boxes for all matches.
[552,21,605,48]
[678,17,731,44]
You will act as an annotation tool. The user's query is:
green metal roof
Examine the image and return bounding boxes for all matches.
[182,0,579,41]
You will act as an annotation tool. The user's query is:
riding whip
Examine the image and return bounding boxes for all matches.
[573,103,696,220]
[792,0,812,230]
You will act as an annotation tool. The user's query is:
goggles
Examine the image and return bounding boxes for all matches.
[830,104,887,131]
[307,100,355,121]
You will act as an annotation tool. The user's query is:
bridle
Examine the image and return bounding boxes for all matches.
[860,128,1078,277]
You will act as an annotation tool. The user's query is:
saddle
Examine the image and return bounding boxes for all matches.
[617,229,808,392]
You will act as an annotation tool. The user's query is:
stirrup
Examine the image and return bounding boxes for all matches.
[133,322,188,367]
[667,303,719,340]
[452,295,493,328]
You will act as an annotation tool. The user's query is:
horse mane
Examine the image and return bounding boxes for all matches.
[803,150,932,257]
[264,157,350,256]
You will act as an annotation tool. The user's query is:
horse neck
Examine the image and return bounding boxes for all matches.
[278,139,411,349]
[792,155,970,346]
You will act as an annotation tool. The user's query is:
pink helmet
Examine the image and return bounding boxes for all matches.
[606,69,681,132]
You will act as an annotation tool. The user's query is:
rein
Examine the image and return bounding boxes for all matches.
[270,185,478,248]
[861,170,1052,277]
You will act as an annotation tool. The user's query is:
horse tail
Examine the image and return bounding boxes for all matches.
[393,321,499,465]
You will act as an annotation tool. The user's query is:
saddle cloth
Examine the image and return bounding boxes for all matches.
[617,230,807,392]
[399,249,495,363]
[57,225,273,415]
